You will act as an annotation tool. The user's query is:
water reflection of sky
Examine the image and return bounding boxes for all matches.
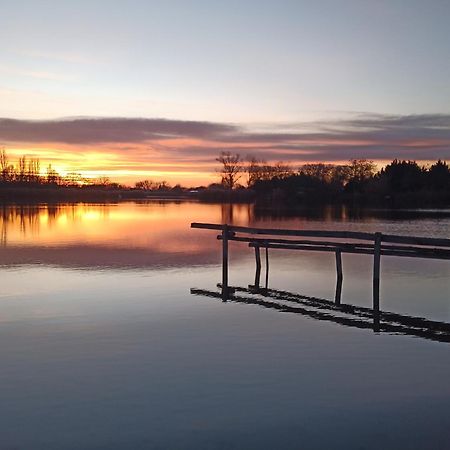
[1,202,449,268]
[0,201,449,449]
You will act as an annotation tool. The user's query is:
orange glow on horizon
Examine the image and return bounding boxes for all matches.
[4,138,444,187]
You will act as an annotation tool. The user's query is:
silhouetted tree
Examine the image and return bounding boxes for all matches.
[0,148,14,182]
[380,160,424,192]
[96,176,111,186]
[246,156,293,187]
[348,159,376,182]
[156,181,171,191]
[300,163,336,183]
[135,179,156,190]
[428,160,449,190]
[46,164,61,185]
[216,151,243,189]
[18,156,26,182]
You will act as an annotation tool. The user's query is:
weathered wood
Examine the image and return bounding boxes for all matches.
[222,224,229,300]
[247,242,450,259]
[221,235,450,256]
[221,235,373,248]
[192,222,449,317]
[192,223,375,241]
[248,242,362,252]
[335,249,343,305]
[191,222,225,231]
[254,245,261,288]
[193,222,450,248]
[382,234,450,248]
[373,232,382,314]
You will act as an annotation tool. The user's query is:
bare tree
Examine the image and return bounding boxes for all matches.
[0,147,12,182]
[0,147,8,171]
[246,156,266,187]
[348,159,376,182]
[156,180,171,191]
[65,172,84,186]
[96,176,111,186]
[300,163,336,182]
[46,164,61,185]
[27,157,40,183]
[135,179,156,190]
[216,151,243,189]
[247,156,293,187]
[272,161,294,179]
[18,155,27,182]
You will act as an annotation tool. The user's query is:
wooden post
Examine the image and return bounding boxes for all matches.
[373,232,382,317]
[265,245,269,289]
[254,245,261,288]
[222,224,229,300]
[335,249,343,305]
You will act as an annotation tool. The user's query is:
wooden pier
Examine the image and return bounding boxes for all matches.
[191,222,450,318]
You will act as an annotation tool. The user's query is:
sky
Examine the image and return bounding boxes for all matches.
[0,0,449,185]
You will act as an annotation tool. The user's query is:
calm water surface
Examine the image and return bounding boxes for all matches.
[0,202,449,449]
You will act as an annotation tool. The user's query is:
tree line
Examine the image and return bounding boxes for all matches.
[215,151,450,204]
[0,148,120,188]
[1,147,448,205]
[0,148,175,191]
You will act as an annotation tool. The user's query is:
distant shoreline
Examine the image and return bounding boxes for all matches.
[0,185,448,208]
[0,186,197,203]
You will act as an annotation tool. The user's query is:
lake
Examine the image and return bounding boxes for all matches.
[0,201,449,449]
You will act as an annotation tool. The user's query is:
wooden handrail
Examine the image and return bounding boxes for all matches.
[191,222,450,310]
[191,222,450,247]
[192,223,375,240]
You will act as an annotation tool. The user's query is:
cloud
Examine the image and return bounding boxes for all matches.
[0,66,78,82]
[0,117,237,144]
[0,113,449,164]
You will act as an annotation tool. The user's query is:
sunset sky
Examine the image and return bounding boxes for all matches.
[1,0,449,186]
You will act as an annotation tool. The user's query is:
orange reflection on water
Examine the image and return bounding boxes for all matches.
[0,202,255,255]
[0,202,223,269]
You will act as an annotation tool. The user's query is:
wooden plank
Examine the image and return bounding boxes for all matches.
[194,222,450,248]
[373,232,382,314]
[227,225,376,241]
[192,222,375,241]
[254,246,261,288]
[247,242,450,260]
[335,249,343,305]
[191,222,224,231]
[382,234,450,248]
[221,235,373,248]
[223,235,450,256]
[222,224,229,300]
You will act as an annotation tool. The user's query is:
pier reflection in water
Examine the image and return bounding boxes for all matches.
[191,286,450,343]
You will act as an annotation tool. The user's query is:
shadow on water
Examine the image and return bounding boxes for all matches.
[252,203,450,221]
[190,285,450,344]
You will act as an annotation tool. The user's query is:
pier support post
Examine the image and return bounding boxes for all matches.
[254,245,261,288]
[265,245,269,289]
[335,249,343,305]
[373,232,382,327]
[222,224,229,300]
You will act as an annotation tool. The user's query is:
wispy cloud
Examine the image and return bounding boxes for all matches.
[0,117,237,144]
[0,114,448,168]
[18,49,92,64]
[0,65,77,82]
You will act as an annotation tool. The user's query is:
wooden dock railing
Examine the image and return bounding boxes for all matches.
[191,222,450,316]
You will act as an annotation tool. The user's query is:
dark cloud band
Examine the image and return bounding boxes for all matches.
[0,113,449,162]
